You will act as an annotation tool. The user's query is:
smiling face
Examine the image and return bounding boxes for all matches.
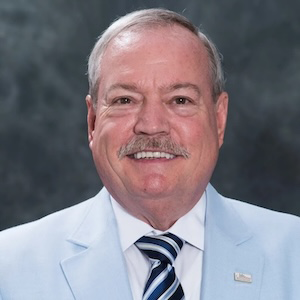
[87,25,228,229]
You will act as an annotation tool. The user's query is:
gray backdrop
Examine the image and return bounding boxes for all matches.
[1,0,299,230]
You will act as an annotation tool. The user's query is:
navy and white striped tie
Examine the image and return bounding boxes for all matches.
[135,232,185,300]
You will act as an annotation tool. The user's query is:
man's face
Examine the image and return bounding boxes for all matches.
[87,25,228,222]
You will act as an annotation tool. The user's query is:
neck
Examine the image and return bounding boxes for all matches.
[125,194,201,231]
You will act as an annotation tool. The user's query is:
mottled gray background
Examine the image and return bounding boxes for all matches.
[1,0,299,230]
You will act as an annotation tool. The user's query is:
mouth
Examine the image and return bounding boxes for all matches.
[128,151,176,160]
[118,136,191,160]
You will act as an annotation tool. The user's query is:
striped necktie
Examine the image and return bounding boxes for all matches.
[135,232,185,300]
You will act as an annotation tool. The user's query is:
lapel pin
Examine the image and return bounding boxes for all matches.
[234,272,252,283]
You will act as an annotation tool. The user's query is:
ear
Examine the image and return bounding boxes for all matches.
[215,91,229,148]
[86,95,96,149]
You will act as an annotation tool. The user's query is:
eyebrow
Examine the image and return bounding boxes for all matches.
[106,83,139,94]
[105,82,201,96]
[103,83,140,101]
[164,83,202,97]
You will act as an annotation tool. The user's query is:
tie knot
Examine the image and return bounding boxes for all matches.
[135,232,184,265]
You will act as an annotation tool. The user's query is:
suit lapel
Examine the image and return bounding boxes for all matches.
[60,188,133,300]
[201,185,264,300]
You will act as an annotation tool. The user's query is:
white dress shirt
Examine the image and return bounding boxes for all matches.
[111,193,206,300]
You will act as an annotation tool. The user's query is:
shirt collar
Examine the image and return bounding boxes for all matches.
[111,192,206,252]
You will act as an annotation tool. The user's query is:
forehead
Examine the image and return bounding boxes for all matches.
[99,25,211,90]
[105,24,208,60]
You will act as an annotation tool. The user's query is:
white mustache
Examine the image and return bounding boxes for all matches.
[118,136,190,159]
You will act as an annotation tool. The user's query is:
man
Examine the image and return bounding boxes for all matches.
[0,8,299,300]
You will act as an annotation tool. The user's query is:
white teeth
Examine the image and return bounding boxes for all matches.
[153,152,160,158]
[133,151,175,159]
[146,151,153,158]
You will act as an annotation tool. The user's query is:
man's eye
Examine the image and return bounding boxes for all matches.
[117,97,131,104]
[175,97,189,104]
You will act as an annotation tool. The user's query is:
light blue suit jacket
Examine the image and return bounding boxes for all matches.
[0,184,300,299]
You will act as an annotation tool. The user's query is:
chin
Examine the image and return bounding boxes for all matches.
[134,174,173,198]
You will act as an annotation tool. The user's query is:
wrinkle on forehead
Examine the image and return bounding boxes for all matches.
[144,58,169,66]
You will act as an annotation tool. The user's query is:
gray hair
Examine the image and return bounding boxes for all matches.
[87,8,225,104]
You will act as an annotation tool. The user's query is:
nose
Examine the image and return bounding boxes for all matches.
[133,99,170,136]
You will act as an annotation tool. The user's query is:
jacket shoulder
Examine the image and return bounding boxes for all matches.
[226,196,300,249]
[0,196,95,254]
[228,196,300,227]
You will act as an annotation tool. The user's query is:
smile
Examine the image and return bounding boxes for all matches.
[133,151,175,159]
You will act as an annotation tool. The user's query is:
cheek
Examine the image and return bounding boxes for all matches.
[175,118,204,144]
[91,126,124,181]
[92,117,134,159]
[175,115,219,153]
